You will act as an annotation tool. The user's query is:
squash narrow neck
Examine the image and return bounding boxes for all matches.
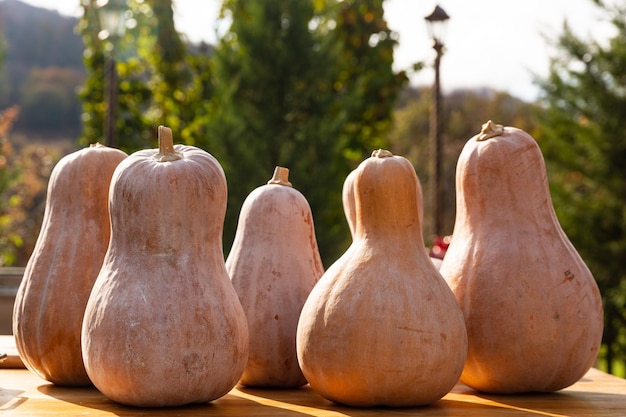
[353,153,424,246]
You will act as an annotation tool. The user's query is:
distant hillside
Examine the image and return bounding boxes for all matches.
[0,0,84,138]
[0,0,83,68]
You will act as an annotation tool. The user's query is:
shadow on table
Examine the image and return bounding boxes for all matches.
[469,388,626,416]
[37,383,311,416]
[0,386,25,410]
[237,385,531,416]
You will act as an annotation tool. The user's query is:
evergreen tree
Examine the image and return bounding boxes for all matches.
[127,0,213,147]
[536,0,626,375]
[208,0,406,264]
[143,0,214,144]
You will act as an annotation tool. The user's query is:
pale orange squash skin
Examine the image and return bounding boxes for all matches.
[439,123,604,393]
[81,128,249,407]
[227,167,324,388]
[297,150,467,407]
[343,163,435,271]
[342,166,424,237]
[341,168,357,236]
[12,143,127,386]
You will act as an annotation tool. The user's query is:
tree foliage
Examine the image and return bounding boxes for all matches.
[0,106,21,265]
[535,0,626,375]
[207,0,406,264]
[78,0,212,150]
[76,0,405,265]
[0,106,62,266]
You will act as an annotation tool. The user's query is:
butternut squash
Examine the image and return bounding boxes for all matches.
[297,150,467,407]
[13,143,127,386]
[81,126,249,407]
[439,121,604,393]
[227,166,324,388]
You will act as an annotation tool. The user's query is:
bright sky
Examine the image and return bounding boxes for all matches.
[17,0,618,101]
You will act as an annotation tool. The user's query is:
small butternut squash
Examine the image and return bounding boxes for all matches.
[226,166,324,388]
[13,144,127,386]
[81,126,249,407]
[439,121,604,393]
[297,150,467,407]
[13,143,127,386]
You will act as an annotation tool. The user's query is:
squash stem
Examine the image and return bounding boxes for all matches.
[156,125,183,162]
[267,166,292,187]
[372,149,394,158]
[477,120,505,141]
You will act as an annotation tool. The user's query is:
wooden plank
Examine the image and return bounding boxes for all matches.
[0,267,23,335]
[1,367,625,416]
[0,336,24,369]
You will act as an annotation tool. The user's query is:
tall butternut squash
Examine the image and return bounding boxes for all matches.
[12,143,126,386]
[81,126,248,407]
[439,121,604,393]
[297,150,467,407]
[227,166,324,388]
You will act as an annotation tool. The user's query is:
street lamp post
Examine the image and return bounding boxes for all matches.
[424,4,450,239]
[97,0,128,148]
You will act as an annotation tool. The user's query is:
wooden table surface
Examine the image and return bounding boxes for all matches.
[2,335,626,416]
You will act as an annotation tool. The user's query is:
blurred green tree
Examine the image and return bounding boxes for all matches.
[77,0,406,265]
[536,0,626,376]
[78,0,210,151]
[141,0,214,145]
[207,0,406,265]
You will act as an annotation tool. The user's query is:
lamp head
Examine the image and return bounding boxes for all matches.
[97,0,128,42]
[424,5,450,47]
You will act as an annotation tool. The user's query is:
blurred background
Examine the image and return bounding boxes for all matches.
[0,0,624,377]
